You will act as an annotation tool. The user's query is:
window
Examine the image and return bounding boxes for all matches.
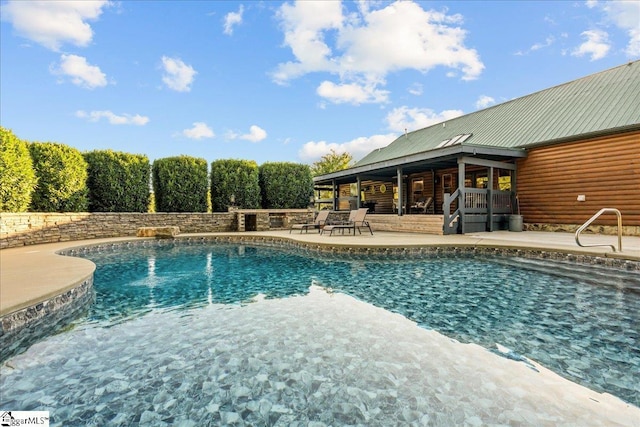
[476,175,488,189]
[412,178,424,203]
[465,171,488,188]
[499,170,512,191]
[442,174,452,194]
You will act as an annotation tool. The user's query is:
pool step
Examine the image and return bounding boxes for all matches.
[492,257,640,292]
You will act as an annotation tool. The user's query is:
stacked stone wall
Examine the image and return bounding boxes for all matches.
[524,223,640,236]
[1,210,314,249]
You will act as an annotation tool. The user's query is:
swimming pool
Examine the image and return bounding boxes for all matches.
[1,240,639,425]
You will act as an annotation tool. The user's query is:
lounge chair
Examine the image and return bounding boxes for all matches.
[289,209,330,233]
[321,208,373,236]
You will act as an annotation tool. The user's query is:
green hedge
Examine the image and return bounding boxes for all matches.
[84,150,150,212]
[0,127,37,212]
[210,159,260,212]
[259,162,313,209]
[153,155,208,212]
[29,142,88,212]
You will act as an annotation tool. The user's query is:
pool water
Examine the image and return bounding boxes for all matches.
[1,242,639,425]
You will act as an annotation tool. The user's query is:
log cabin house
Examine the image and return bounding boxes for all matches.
[313,61,640,235]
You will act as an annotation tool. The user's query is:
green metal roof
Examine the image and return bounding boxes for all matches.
[357,61,640,167]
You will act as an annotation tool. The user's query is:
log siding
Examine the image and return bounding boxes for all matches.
[516,130,640,227]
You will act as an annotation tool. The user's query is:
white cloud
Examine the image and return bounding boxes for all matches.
[298,133,396,163]
[241,125,267,142]
[182,122,214,140]
[226,125,267,143]
[316,80,389,105]
[1,0,110,51]
[273,0,483,103]
[515,35,555,56]
[272,1,343,83]
[161,56,197,92]
[51,54,107,89]
[408,83,423,96]
[76,110,149,126]
[223,5,244,35]
[475,95,495,110]
[598,0,640,57]
[531,35,556,52]
[572,29,610,60]
[385,106,464,133]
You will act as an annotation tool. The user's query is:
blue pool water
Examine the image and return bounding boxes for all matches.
[1,242,639,425]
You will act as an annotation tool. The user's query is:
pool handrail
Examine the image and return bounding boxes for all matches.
[575,208,622,252]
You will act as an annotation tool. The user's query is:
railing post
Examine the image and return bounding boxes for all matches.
[457,161,466,234]
[396,167,404,216]
[487,188,493,232]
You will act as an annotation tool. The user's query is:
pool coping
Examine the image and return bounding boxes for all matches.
[1,230,639,359]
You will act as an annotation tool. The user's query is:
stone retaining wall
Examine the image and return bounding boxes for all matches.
[0,211,312,249]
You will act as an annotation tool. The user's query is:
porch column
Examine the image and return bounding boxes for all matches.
[457,159,466,233]
[331,179,337,211]
[396,167,404,216]
[487,167,494,231]
[357,176,362,209]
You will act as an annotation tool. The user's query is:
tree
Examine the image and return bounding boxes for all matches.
[153,156,208,212]
[310,149,353,207]
[0,127,37,212]
[210,159,260,212]
[84,150,150,212]
[259,162,313,209]
[29,142,89,212]
[310,149,353,177]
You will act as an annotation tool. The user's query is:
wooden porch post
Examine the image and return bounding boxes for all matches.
[357,176,362,209]
[396,167,404,216]
[487,167,494,231]
[457,159,466,233]
[331,179,337,211]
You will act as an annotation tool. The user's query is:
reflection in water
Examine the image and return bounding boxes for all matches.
[1,286,638,426]
[7,242,640,409]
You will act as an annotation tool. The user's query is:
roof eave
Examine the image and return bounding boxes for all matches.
[313,144,526,184]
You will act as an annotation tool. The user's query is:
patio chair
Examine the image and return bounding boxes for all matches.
[321,208,373,236]
[411,196,434,214]
[289,209,330,233]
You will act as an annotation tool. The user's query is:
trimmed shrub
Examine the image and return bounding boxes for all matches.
[153,155,208,212]
[259,162,313,209]
[0,127,37,212]
[84,150,150,212]
[29,142,88,212]
[210,159,260,212]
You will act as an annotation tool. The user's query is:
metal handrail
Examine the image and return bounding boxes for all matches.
[575,208,622,252]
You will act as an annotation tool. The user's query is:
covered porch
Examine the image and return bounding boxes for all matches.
[313,144,527,234]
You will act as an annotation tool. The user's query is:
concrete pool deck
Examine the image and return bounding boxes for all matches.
[1,230,639,317]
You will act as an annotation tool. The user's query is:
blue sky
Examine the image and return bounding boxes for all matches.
[1,1,638,165]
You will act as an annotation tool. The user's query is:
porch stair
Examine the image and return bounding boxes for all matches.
[367,214,444,235]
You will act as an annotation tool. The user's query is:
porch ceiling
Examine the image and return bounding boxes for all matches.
[313,144,526,185]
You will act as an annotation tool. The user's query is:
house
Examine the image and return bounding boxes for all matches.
[313,61,640,235]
